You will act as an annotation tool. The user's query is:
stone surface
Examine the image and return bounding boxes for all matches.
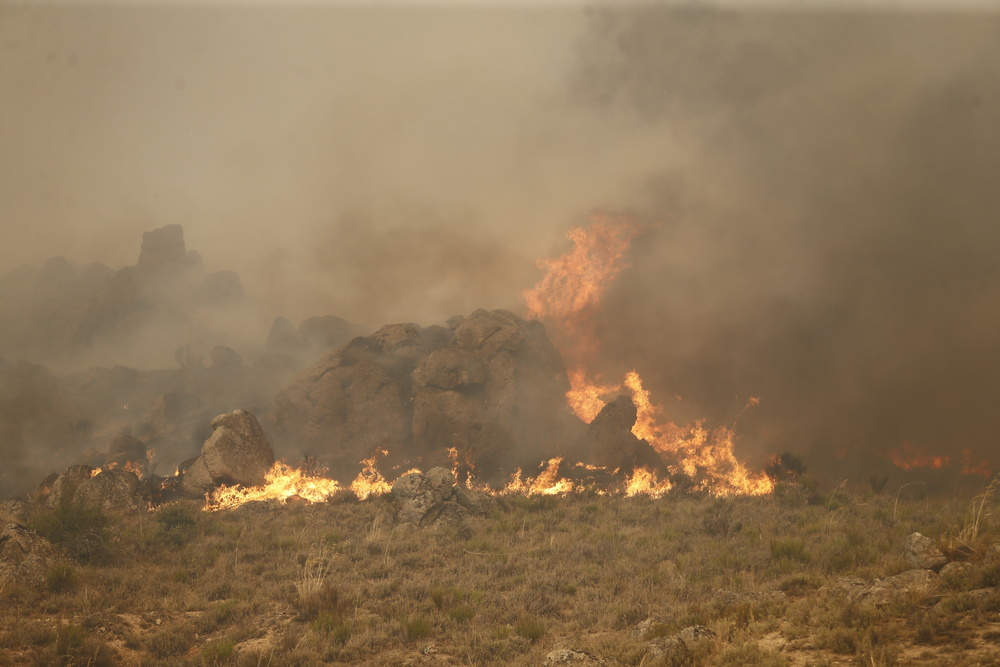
[0,523,65,586]
[75,469,140,511]
[582,395,667,474]
[105,432,147,469]
[47,465,95,506]
[544,648,607,665]
[275,309,578,481]
[645,635,693,667]
[904,532,947,570]
[391,468,457,526]
[181,409,274,493]
[831,569,938,606]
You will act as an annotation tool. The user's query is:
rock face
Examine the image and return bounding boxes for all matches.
[644,635,693,667]
[181,410,275,494]
[105,432,147,469]
[47,465,95,507]
[75,470,140,511]
[905,532,948,570]
[276,309,580,480]
[580,395,666,474]
[392,467,462,526]
[830,569,938,606]
[0,523,65,586]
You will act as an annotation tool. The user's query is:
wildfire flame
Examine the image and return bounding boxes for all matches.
[502,458,576,496]
[889,442,993,477]
[205,461,344,511]
[527,214,774,497]
[349,448,395,500]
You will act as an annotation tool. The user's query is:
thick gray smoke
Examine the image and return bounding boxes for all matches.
[1,3,998,494]
[571,6,1000,479]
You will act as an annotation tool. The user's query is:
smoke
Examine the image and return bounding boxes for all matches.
[569,5,1000,477]
[2,2,999,491]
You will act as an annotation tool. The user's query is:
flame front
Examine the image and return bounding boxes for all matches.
[526,214,773,497]
[350,448,394,500]
[205,461,343,510]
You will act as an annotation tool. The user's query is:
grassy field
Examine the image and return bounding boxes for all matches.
[2,475,999,666]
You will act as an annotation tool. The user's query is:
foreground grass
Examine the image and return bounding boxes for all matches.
[1,478,999,666]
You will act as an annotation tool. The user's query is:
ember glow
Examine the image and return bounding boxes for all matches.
[889,442,994,477]
[529,216,774,497]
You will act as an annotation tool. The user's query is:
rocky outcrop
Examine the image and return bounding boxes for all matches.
[275,309,579,480]
[47,465,95,507]
[904,532,947,570]
[74,469,140,511]
[0,523,66,586]
[105,432,147,469]
[579,395,666,474]
[181,410,274,494]
[828,569,938,606]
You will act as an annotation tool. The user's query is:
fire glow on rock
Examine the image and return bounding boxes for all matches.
[204,215,773,511]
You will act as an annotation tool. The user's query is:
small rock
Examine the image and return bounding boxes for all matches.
[645,635,693,667]
[904,532,947,570]
[392,468,456,526]
[544,648,606,665]
[631,617,668,638]
[857,569,937,606]
[676,625,717,651]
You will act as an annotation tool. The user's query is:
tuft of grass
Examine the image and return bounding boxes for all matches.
[770,537,809,563]
[45,564,77,594]
[201,637,235,665]
[401,615,432,643]
[513,617,546,643]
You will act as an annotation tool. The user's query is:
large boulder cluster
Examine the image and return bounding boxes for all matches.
[275,309,591,481]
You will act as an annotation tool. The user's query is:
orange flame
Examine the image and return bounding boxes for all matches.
[502,458,576,496]
[525,215,773,497]
[889,441,951,472]
[350,448,395,500]
[205,461,343,511]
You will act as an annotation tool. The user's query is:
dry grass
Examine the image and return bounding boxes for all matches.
[0,477,997,665]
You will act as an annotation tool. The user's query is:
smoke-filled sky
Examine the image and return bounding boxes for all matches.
[3,1,1000,477]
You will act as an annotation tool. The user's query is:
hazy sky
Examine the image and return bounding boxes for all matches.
[3,2,1000,475]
